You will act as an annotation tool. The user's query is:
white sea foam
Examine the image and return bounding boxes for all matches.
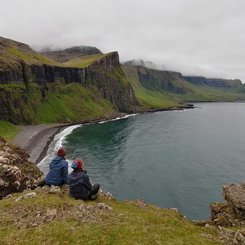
[98,113,138,124]
[37,113,138,174]
[37,124,81,174]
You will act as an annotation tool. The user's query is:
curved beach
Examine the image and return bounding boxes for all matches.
[13,124,66,163]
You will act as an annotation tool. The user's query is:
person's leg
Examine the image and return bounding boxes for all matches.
[91,183,100,194]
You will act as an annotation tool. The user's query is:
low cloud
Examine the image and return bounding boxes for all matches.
[1,0,245,81]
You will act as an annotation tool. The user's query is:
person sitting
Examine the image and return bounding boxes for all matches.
[38,147,68,187]
[68,159,100,200]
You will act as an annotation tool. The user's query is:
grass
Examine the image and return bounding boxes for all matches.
[63,54,107,68]
[36,83,117,123]
[0,82,118,124]
[0,121,19,142]
[123,66,245,110]
[123,66,182,109]
[0,189,223,245]
[8,47,60,66]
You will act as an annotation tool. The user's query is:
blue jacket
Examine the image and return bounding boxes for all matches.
[68,169,92,200]
[45,156,68,186]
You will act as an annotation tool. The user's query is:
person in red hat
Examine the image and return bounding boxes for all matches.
[68,159,100,200]
[38,147,69,187]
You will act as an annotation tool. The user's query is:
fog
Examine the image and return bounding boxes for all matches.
[1,0,245,81]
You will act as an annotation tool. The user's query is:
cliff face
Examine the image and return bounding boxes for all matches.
[125,66,193,94]
[183,76,242,88]
[0,36,138,124]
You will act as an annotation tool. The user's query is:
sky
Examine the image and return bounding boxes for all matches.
[1,0,245,81]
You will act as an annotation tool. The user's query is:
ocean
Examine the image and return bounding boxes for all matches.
[38,102,245,220]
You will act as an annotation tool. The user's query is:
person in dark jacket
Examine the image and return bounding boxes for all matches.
[37,148,68,187]
[68,159,100,200]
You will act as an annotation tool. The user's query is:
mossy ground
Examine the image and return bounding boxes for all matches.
[0,120,19,142]
[0,188,223,245]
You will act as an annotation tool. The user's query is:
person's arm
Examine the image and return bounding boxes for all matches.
[83,173,92,191]
[62,160,69,184]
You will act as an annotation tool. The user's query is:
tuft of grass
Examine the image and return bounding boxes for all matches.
[63,54,107,68]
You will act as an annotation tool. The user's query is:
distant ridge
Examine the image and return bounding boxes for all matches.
[41,46,103,63]
[123,59,164,70]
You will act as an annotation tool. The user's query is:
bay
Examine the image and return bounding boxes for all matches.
[39,103,245,220]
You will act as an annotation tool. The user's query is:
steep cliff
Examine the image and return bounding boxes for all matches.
[134,66,193,94]
[0,36,138,124]
[123,64,245,109]
[184,76,242,88]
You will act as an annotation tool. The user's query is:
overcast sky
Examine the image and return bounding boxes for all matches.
[1,0,245,81]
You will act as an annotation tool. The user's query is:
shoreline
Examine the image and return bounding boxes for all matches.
[13,113,128,164]
[13,106,195,165]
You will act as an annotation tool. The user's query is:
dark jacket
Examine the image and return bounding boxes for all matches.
[45,156,68,186]
[68,169,92,200]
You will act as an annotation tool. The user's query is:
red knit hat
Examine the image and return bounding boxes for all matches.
[57,148,66,157]
[72,159,84,169]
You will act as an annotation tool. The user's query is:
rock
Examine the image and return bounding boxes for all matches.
[169,208,179,212]
[210,183,245,227]
[46,209,57,217]
[97,203,113,211]
[223,183,245,218]
[49,185,61,194]
[0,139,43,199]
[15,192,36,202]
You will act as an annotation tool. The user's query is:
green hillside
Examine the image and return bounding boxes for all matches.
[123,66,245,110]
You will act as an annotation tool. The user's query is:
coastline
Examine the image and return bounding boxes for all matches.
[12,105,195,165]
[12,113,128,164]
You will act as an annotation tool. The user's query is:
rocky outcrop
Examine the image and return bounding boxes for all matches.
[41,46,103,63]
[210,183,245,227]
[0,137,43,199]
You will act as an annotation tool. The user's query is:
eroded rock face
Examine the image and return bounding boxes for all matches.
[210,183,245,227]
[223,183,245,218]
[0,137,43,199]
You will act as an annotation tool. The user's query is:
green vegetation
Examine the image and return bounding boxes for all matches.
[0,121,19,142]
[37,83,117,123]
[123,66,245,110]
[0,82,117,124]
[7,46,60,66]
[63,54,107,68]
[0,189,223,245]
[123,66,182,109]
[108,65,129,87]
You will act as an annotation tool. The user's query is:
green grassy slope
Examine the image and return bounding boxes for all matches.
[0,189,223,245]
[0,82,117,125]
[123,66,245,110]
[63,54,107,68]
[0,121,19,142]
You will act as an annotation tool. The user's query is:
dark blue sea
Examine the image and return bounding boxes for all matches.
[38,102,245,220]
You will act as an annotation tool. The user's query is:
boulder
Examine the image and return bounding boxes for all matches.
[0,138,43,199]
[210,183,245,227]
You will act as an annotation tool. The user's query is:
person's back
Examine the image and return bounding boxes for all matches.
[68,169,92,200]
[45,155,68,186]
[68,159,100,200]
